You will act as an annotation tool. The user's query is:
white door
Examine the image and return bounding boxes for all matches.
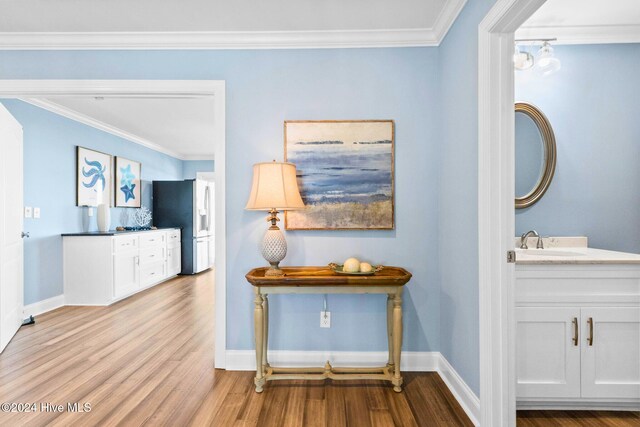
[0,104,24,352]
[516,307,581,398]
[581,307,640,399]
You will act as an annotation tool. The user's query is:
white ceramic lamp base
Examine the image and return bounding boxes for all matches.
[261,227,287,276]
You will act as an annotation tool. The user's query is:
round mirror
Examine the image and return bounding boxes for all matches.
[515,102,556,209]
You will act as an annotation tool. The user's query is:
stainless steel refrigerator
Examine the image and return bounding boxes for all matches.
[152,179,214,274]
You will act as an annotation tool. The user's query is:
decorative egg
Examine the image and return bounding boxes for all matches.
[343,257,360,273]
[360,262,373,273]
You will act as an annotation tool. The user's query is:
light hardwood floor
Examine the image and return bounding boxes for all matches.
[0,270,473,426]
[2,271,635,426]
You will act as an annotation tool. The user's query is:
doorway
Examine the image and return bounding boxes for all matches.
[478,0,547,425]
[0,80,227,368]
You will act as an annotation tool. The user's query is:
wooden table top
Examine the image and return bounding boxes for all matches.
[245,266,412,287]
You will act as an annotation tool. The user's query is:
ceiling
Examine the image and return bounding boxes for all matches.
[0,0,466,49]
[517,0,640,44]
[27,97,216,160]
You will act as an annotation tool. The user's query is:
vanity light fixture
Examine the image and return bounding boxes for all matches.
[514,47,534,70]
[536,42,561,76]
[514,38,561,76]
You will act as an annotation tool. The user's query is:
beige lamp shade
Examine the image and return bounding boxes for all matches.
[245,161,305,211]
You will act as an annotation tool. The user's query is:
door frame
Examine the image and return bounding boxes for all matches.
[0,80,228,368]
[477,0,546,425]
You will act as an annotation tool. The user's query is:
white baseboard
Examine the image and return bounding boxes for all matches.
[225,350,479,425]
[23,294,65,318]
[437,354,480,426]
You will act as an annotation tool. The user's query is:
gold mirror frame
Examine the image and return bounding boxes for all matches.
[515,102,557,209]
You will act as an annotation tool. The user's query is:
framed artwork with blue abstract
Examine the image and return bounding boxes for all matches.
[115,157,142,208]
[76,146,113,207]
[284,120,394,230]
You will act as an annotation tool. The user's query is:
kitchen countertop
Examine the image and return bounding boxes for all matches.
[61,227,180,237]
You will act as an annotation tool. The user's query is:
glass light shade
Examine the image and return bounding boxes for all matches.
[245,161,305,211]
[537,43,561,76]
[514,49,534,70]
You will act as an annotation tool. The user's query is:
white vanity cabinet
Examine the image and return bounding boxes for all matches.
[516,264,640,409]
[63,229,181,305]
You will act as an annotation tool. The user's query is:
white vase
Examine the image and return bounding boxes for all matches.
[97,203,111,233]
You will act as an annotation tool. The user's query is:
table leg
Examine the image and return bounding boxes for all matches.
[386,294,394,371]
[392,288,404,392]
[254,288,265,392]
[262,294,269,371]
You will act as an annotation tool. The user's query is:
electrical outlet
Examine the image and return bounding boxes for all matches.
[33,207,40,219]
[320,311,331,328]
[24,206,32,218]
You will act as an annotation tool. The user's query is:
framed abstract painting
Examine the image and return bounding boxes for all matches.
[284,120,394,230]
[76,146,113,207]
[115,157,142,208]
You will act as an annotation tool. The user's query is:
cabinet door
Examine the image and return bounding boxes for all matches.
[113,251,139,298]
[581,307,640,399]
[167,246,181,277]
[516,307,581,398]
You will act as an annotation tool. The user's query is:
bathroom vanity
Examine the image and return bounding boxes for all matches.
[515,238,640,409]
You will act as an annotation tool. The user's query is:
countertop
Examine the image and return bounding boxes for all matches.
[61,227,180,237]
[516,247,640,265]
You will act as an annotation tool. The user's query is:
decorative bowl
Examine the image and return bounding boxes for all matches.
[328,263,384,276]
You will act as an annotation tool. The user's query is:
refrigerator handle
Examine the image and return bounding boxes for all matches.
[205,184,211,232]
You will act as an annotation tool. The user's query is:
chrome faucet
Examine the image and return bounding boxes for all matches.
[520,230,544,249]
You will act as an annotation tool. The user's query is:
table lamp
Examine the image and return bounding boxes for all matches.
[245,161,305,276]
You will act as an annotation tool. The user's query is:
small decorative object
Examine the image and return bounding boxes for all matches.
[116,226,125,231]
[245,161,305,276]
[96,203,111,232]
[76,146,112,207]
[343,257,360,273]
[115,157,142,207]
[133,206,152,228]
[284,120,394,230]
[329,262,384,276]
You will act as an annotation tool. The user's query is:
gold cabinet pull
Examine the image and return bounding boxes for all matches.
[572,317,578,346]
[587,317,594,346]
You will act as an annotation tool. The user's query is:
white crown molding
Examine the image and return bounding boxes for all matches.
[0,2,467,50]
[21,98,190,160]
[433,0,468,42]
[516,24,640,45]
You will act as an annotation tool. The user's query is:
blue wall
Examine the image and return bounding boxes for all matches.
[438,0,497,396]
[183,160,214,179]
[515,44,640,254]
[0,99,184,305]
[0,48,442,354]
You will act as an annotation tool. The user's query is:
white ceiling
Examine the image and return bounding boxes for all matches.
[27,97,216,160]
[1,0,446,32]
[0,0,466,49]
[518,0,640,44]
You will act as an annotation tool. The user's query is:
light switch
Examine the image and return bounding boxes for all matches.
[33,207,41,219]
[24,206,32,218]
[87,207,94,217]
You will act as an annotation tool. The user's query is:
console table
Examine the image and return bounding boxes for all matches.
[245,266,412,393]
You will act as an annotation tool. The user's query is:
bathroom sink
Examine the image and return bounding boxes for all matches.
[518,249,585,257]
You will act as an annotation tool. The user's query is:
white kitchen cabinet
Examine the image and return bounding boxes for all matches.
[63,228,181,305]
[113,250,139,298]
[516,263,640,409]
[516,307,581,398]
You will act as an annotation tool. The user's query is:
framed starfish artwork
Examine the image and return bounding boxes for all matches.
[76,146,113,207]
[115,157,142,208]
